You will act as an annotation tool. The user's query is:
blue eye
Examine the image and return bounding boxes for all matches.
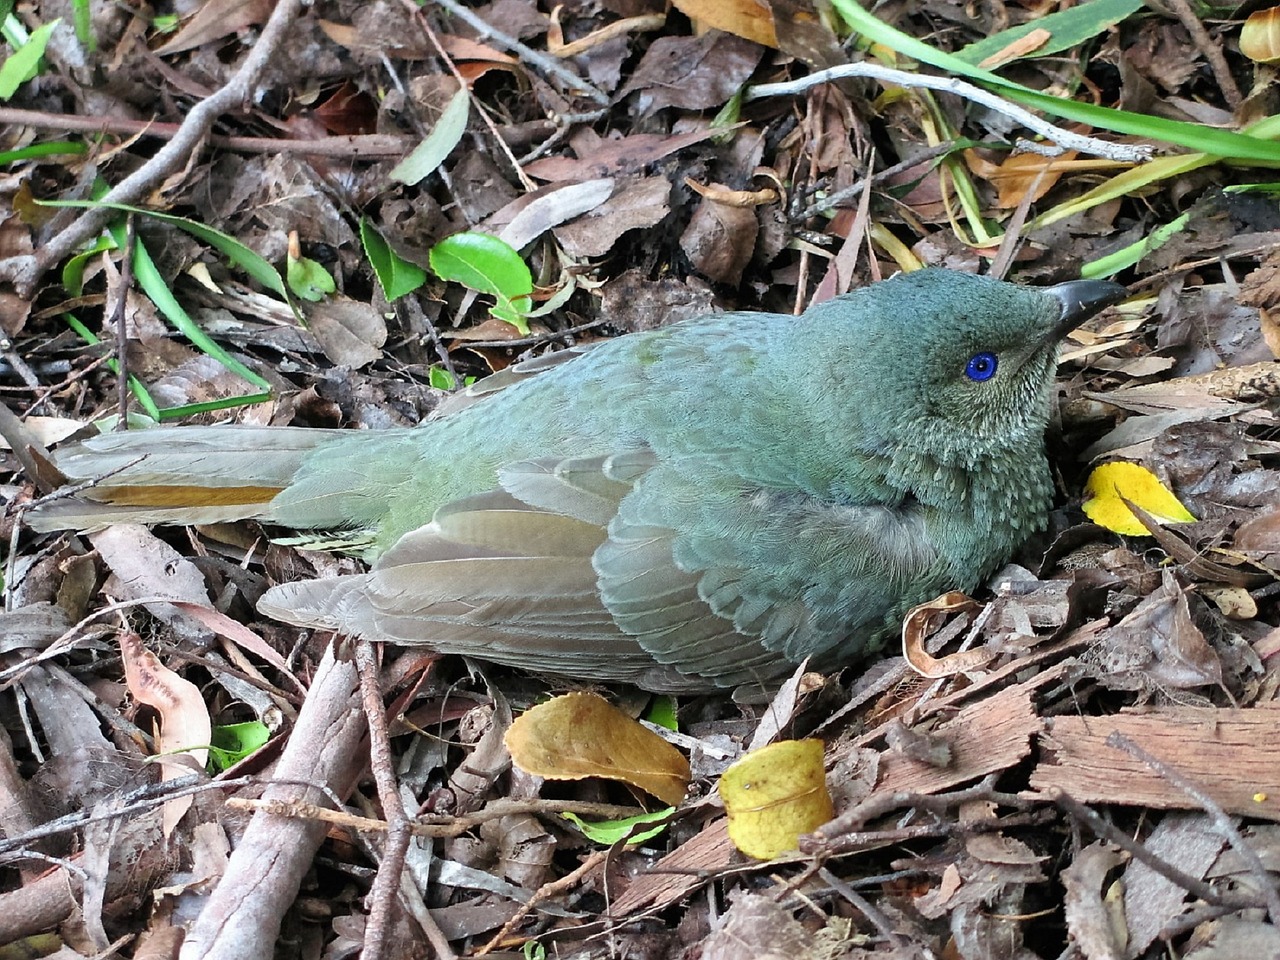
[965,352,998,382]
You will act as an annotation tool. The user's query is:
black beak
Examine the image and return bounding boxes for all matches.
[1048,278,1128,337]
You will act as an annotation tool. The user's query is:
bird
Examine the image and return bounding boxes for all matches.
[26,269,1126,693]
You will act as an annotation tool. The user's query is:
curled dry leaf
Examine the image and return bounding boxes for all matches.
[1241,7,1280,63]
[901,591,997,678]
[504,692,690,806]
[720,739,833,860]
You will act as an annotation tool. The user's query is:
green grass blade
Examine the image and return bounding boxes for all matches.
[832,0,1280,164]
[60,313,162,420]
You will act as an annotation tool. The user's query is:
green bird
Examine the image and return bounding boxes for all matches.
[27,270,1124,692]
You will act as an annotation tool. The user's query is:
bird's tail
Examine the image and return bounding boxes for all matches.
[25,425,347,532]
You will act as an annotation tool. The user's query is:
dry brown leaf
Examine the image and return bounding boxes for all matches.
[976,28,1052,69]
[120,632,211,836]
[305,297,388,369]
[155,0,274,56]
[504,692,690,805]
[680,197,757,285]
[901,591,997,678]
[668,0,775,47]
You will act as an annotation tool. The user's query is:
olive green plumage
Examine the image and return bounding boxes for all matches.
[28,270,1125,692]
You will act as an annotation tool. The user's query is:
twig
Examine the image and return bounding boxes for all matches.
[0,108,414,157]
[809,772,1033,842]
[112,216,136,430]
[355,638,412,960]
[799,141,954,220]
[989,155,1051,279]
[1150,0,1242,109]
[1107,732,1280,923]
[1050,789,1254,909]
[0,0,307,298]
[819,868,923,952]
[427,0,608,106]
[478,848,610,955]
[180,642,366,960]
[225,795,651,837]
[456,316,611,350]
[746,64,1153,163]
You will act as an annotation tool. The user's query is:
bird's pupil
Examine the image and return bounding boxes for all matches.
[965,352,998,382]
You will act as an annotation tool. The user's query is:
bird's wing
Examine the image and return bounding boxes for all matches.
[258,453,937,690]
[258,452,746,691]
[596,458,939,678]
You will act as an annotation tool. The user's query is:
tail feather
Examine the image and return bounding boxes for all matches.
[26,425,346,532]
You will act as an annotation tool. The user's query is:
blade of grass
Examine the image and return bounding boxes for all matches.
[832,0,1280,164]
[955,0,1143,65]
[106,219,272,403]
[60,312,162,421]
[1081,211,1192,278]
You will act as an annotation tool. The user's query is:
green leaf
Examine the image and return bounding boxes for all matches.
[561,807,675,846]
[389,87,470,185]
[61,235,116,296]
[71,0,93,51]
[955,0,1142,66]
[361,218,428,301]
[429,231,533,334]
[42,198,292,299]
[0,19,58,100]
[428,365,456,390]
[208,721,271,772]
[1029,153,1215,228]
[286,254,336,302]
[645,696,678,732]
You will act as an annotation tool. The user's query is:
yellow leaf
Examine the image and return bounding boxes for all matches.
[668,0,776,47]
[504,692,690,806]
[1082,461,1197,536]
[721,739,833,859]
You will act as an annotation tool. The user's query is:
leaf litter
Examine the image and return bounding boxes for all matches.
[0,0,1278,955]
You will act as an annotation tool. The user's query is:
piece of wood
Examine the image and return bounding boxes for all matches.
[1028,704,1280,821]
[607,819,734,918]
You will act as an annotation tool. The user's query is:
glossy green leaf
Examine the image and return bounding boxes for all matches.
[41,198,296,311]
[287,254,336,302]
[361,218,428,301]
[72,0,93,51]
[105,218,272,400]
[645,696,678,732]
[0,141,86,165]
[1081,212,1191,278]
[561,807,674,846]
[429,231,533,333]
[0,19,58,100]
[208,721,271,771]
[428,365,456,390]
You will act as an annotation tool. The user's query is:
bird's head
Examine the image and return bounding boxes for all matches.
[810,269,1126,466]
